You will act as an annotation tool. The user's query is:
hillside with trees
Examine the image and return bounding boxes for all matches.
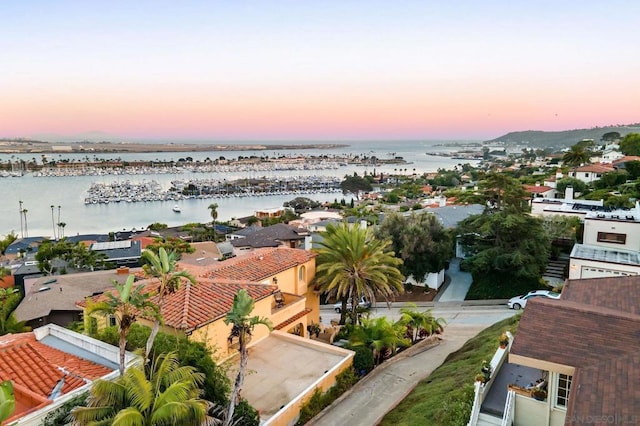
[486,124,640,149]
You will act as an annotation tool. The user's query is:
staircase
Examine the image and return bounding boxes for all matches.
[543,253,570,283]
[477,412,503,426]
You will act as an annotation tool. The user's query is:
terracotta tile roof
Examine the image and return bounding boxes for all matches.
[0,332,112,400]
[275,309,312,330]
[81,279,278,333]
[202,247,316,281]
[523,184,553,194]
[575,164,614,173]
[613,155,640,164]
[510,277,640,421]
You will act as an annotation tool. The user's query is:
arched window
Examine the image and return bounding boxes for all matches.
[298,265,306,282]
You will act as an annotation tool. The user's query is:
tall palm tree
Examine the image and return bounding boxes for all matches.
[314,222,404,325]
[87,275,160,376]
[50,205,57,240]
[208,203,219,241]
[399,304,446,344]
[18,201,23,238]
[223,290,272,426]
[71,352,215,426]
[142,247,197,362]
[22,208,28,238]
[57,222,66,239]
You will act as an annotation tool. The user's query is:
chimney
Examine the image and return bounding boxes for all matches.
[556,169,563,179]
[565,186,574,201]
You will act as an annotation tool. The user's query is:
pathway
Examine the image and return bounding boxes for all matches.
[308,323,487,426]
[436,258,473,302]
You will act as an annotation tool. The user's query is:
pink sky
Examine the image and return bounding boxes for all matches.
[1,1,639,141]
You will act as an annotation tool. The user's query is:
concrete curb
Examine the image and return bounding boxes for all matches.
[318,299,509,311]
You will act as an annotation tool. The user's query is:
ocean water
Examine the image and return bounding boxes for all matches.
[0,140,480,237]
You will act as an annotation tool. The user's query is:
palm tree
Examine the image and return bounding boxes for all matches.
[223,290,272,426]
[71,352,215,426]
[0,380,15,424]
[142,247,197,362]
[57,222,66,239]
[87,275,160,376]
[18,201,23,238]
[208,203,219,241]
[349,317,409,365]
[562,144,591,169]
[50,205,57,240]
[314,222,404,325]
[22,208,28,238]
[399,304,446,344]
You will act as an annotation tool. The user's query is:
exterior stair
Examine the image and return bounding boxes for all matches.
[543,253,570,282]
[477,412,503,426]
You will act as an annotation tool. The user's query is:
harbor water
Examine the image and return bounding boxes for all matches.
[0,140,480,237]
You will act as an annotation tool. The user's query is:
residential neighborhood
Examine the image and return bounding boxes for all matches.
[2,132,640,425]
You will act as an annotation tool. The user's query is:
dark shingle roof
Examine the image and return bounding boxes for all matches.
[230,224,308,249]
[510,276,640,422]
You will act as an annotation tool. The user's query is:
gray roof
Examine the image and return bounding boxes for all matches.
[14,269,138,322]
[570,244,640,266]
[423,204,484,228]
[91,240,142,261]
[230,225,263,238]
[230,224,308,249]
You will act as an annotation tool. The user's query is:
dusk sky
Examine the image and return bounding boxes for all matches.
[2,1,639,141]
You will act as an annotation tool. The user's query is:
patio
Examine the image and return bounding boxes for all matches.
[481,361,545,416]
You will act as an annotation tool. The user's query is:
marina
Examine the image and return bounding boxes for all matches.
[0,142,479,237]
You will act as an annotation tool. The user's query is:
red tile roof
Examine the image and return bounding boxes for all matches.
[0,332,113,402]
[81,279,278,333]
[523,184,553,194]
[202,247,316,281]
[575,164,614,173]
[275,309,312,330]
[613,155,640,165]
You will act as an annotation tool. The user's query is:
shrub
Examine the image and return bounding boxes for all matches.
[351,345,374,375]
[233,398,260,426]
[296,368,359,425]
[41,393,87,426]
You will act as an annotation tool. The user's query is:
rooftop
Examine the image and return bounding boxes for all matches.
[509,276,640,421]
[80,278,277,333]
[570,244,640,266]
[236,331,353,423]
[202,247,316,282]
[14,268,137,322]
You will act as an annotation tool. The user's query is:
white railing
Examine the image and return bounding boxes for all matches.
[501,390,516,426]
[467,331,514,426]
[467,380,483,426]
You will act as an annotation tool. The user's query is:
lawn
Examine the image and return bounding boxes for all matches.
[379,314,521,426]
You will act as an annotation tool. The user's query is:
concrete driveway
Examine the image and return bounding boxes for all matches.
[436,258,472,302]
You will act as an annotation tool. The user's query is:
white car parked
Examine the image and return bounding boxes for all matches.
[507,290,560,310]
[333,297,372,313]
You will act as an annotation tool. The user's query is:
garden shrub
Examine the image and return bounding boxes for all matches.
[351,345,374,375]
[296,368,359,425]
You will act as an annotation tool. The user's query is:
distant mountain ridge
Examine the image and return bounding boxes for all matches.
[486,124,640,149]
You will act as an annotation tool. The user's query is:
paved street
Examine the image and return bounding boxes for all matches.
[310,305,516,426]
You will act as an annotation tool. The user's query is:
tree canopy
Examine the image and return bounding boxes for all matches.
[340,174,373,200]
[457,211,550,298]
[376,212,453,280]
[620,133,640,156]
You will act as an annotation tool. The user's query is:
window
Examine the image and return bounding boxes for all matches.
[298,265,306,282]
[556,374,572,407]
[597,232,627,244]
[109,316,117,327]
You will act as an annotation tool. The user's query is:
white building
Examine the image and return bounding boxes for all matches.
[568,202,640,279]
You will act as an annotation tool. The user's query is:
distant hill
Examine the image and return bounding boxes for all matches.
[486,124,640,149]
